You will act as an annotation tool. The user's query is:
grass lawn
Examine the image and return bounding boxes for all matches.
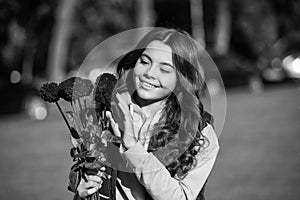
[0,83,299,200]
[206,84,300,200]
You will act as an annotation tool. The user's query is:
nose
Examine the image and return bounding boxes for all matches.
[144,65,157,79]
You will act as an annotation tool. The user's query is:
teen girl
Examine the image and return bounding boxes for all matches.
[76,28,219,200]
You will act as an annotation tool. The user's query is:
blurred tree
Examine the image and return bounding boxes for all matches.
[135,0,155,27]
[231,0,278,60]
[135,0,155,38]
[68,0,134,72]
[190,0,205,48]
[47,0,77,81]
[2,0,298,84]
[0,0,56,81]
[214,0,231,56]
[271,0,300,38]
[154,0,192,34]
[0,0,135,81]
[229,0,279,91]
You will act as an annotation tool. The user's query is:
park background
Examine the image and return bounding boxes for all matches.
[0,0,300,199]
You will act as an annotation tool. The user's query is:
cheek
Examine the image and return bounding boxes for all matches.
[133,64,145,76]
[133,65,142,85]
[163,73,177,91]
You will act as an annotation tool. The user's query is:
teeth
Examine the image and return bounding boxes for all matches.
[142,81,155,89]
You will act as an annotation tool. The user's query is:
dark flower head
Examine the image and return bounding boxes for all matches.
[40,82,60,103]
[96,73,117,87]
[94,73,117,109]
[59,77,94,102]
[73,78,94,98]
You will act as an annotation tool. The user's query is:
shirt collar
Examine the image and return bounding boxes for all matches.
[119,91,166,119]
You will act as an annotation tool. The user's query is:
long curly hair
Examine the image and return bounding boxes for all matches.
[114,28,213,180]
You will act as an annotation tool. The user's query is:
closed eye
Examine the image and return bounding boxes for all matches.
[139,55,150,65]
[160,68,171,73]
[160,65,174,73]
[140,59,149,65]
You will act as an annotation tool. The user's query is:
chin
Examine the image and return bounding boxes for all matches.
[136,88,170,102]
[136,89,157,100]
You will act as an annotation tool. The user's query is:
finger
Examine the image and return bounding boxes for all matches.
[87,187,99,195]
[85,181,102,191]
[78,186,99,198]
[116,93,127,107]
[132,104,147,119]
[106,111,115,124]
[118,102,131,118]
[106,111,123,127]
[106,111,121,137]
[80,176,101,186]
[129,104,134,118]
[99,166,106,172]
[100,166,106,172]
[116,94,131,115]
[116,92,129,104]
[78,189,89,198]
[118,102,134,125]
[96,171,107,179]
[87,175,102,184]
[112,122,121,137]
[77,181,101,197]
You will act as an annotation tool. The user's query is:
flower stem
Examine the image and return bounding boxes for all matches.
[71,102,76,115]
[72,101,84,130]
[77,99,83,112]
[84,96,87,110]
[55,102,72,132]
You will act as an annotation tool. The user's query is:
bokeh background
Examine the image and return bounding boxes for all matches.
[0,0,300,199]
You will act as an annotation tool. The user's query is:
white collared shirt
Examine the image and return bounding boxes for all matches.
[114,92,219,200]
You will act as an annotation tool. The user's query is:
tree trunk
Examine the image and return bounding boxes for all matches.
[21,39,35,84]
[47,0,77,81]
[135,0,155,37]
[190,0,206,48]
[214,0,231,55]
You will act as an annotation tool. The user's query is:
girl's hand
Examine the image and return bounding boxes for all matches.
[77,175,102,198]
[106,93,137,149]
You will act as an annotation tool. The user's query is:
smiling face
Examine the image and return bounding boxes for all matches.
[133,40,177,102]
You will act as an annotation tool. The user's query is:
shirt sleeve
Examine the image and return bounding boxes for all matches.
[122,124,220,200]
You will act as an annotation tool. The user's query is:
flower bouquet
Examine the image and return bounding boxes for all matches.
[40,73,120,200]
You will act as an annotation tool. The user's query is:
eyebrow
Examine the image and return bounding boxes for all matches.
[141,53,174,69]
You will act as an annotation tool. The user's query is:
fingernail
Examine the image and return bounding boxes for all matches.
[100,166,106,171]
[129,105,134,117]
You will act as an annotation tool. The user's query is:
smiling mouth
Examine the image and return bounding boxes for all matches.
[140,80,160,89]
